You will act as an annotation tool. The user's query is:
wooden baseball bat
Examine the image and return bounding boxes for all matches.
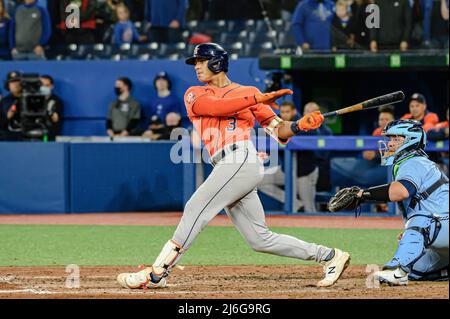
[322,91,405,118]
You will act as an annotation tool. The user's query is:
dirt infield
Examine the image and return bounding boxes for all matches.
[0,265,447,299]
[0,212,404,229]
[0,213,447,299]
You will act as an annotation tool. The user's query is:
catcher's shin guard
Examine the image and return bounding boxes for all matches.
[150,240,184,283]
[384,214,439,272]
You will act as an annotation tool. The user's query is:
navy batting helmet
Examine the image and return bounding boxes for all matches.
[185,43,229,74]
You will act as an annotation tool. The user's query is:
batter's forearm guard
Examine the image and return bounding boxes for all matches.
[264,116,289,144]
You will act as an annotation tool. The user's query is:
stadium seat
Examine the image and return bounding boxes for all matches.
[255,20,269,33]
[164,53,181,60]
[186,20,198,31]
[141,42,164,56]
[137,53,151,61]
[245,19,257,32]
[271,19,285,33]
[91,43,113,60]
[46,45,68,60]
[111,43,132,57]
[245,41,274,57]
[219,32,240,44]
[134,21,144,33]
[248,30,277,44]
[165,42,186,56]
[226,20,245,33]
[67,43,88,60]
[278,31,297,47]
[226,42,246,56]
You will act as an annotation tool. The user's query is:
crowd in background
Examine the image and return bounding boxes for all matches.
[0,70,183,141]
[0,67,448,213]
[0,0,448,60]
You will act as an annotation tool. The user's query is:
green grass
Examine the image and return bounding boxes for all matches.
[0,225,399,266]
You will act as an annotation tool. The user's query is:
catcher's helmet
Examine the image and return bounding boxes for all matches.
[378,119,427,166]
[185,43,229,74]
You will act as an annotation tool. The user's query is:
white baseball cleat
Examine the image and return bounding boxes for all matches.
[117,266,167,289]
[374,268,408,286]
[317,248,351,287]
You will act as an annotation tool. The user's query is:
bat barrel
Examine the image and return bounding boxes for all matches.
[363,91,405,109]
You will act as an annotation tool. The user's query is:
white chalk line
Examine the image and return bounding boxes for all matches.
[0,288,56,295]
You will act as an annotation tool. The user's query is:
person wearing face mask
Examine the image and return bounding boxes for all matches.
[40,75,63,141]
[106,77,142,137]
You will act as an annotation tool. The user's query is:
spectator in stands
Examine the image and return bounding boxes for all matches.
[150,71,181,121]
[40,75,64,140]
[113,3,146,45]
[0,0,10,60]
[427,107,449,174]
[292,0,335,52]
[280,100,300,121]
[428,107,449,140]
[9,0,51,60]
[297,102,333,212]
[369,0,412,52]
[144,0,186,43]
[401,93,439,132]
[331,0,355,50]
[422,0,449,49]
[142,114,167,140]
[59,0,96,44]
[351,0,372,49]
[149,112,181,140]
[258,101,302,210]
[0,71,22,140]
[362,105,395,161]
[106,77,142,137]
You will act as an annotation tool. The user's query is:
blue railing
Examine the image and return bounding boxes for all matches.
[280,136,448,214]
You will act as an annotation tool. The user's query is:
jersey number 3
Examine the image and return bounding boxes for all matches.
[227,116,237,131]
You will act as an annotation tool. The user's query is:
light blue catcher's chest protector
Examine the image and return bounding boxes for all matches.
[393,155,449,219]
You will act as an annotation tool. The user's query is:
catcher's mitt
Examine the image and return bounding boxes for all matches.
[328,186,364,212]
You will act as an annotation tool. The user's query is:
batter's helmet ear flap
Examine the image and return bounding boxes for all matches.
[207,55,228,74]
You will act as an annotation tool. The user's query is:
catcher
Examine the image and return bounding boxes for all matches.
[328,120,449,286]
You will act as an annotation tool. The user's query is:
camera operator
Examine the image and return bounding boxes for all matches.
[40,75,63,140]
[0,71,22,141]
[1,72,53,141]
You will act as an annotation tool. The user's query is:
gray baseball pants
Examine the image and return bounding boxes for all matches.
[171,141,332,265]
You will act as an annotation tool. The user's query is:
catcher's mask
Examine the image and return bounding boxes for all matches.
[378,119,427,166]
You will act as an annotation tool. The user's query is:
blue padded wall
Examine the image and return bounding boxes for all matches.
[0,142,69,213]
[69,142,192,213]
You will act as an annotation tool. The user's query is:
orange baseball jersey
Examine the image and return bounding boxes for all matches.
[184,83,281,156]
[400,112,439,132]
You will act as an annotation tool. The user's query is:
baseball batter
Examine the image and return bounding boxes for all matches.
[117,43,350,289]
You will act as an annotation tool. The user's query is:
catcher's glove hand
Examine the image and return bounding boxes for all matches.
[328,186,364,212]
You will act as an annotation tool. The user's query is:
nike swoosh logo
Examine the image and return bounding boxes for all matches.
[393,274,404,279]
